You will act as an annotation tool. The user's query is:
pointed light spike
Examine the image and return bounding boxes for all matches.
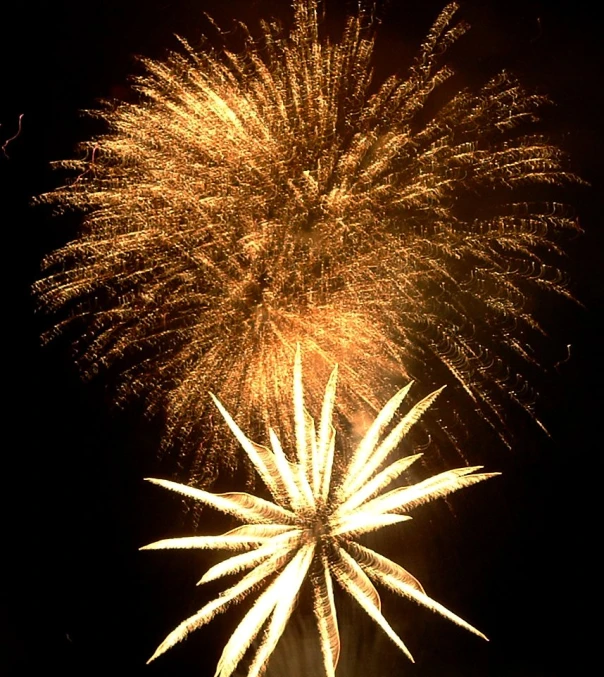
[210,393,282,501]
[149,545,297,664]
[223,524,299,539]
[317,363,338,475]
[144,476,217,503]
[210,547,297,610]
[145,477,293,523]
[268,427,302,507]
[346,542,426,594]
[249,441,296,507]
[210,393,298,504]
[199,531,298,584]
[313,554,340,677]
[336,453,423,516]
[344,386,445,499]
[359,469,500,516]
[342,381,414,495]
[140,534,261,551]
[146,589,240,664]
[307,407,321,497]
[216,491,295,523]
[319,425,336,503]
[331,513,412,538]
[369,567,488,641]
[398,471,501,512]
[333,547,415,663]
[199,549,270,586]
[215,546,312,677]
[295,460,317,509]
[246,544,315,677]
[147,608,210,663]
[336,547,380,611]
[214,593,277,676]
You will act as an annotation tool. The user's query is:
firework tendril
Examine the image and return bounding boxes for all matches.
[35,1,579,479]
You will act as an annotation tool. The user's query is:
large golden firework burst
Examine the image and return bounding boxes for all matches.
[142,348,498,676]
[35,0,578,478]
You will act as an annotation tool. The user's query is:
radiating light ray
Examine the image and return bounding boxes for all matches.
[142,353,499,676]
[35,0,580,480]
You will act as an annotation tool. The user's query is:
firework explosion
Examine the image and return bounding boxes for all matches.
[35,0,578,478]
[142,348,498,677]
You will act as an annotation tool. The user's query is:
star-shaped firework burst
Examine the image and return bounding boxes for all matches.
[142,349,499,676]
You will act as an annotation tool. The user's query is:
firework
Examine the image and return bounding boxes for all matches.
[35,1,578,477]
[141,348,498,676]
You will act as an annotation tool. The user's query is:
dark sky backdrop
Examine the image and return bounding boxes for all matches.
[1,1,601,676]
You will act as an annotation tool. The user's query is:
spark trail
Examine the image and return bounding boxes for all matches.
[35,1,579,478]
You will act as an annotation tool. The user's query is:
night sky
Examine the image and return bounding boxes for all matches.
[2,1,601,675]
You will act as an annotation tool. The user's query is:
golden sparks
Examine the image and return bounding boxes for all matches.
[36,1,579,478]
[142,348,499,676]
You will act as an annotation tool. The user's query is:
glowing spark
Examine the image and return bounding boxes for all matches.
[35,1,579,477]
[142,349,499,676]
[2,113,24,158]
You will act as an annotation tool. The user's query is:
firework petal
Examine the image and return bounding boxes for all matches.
[313,555,340,677]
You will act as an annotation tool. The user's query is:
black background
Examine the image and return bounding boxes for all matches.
[1,1,601,675]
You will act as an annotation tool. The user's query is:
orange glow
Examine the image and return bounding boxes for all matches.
[35,1,579,478]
